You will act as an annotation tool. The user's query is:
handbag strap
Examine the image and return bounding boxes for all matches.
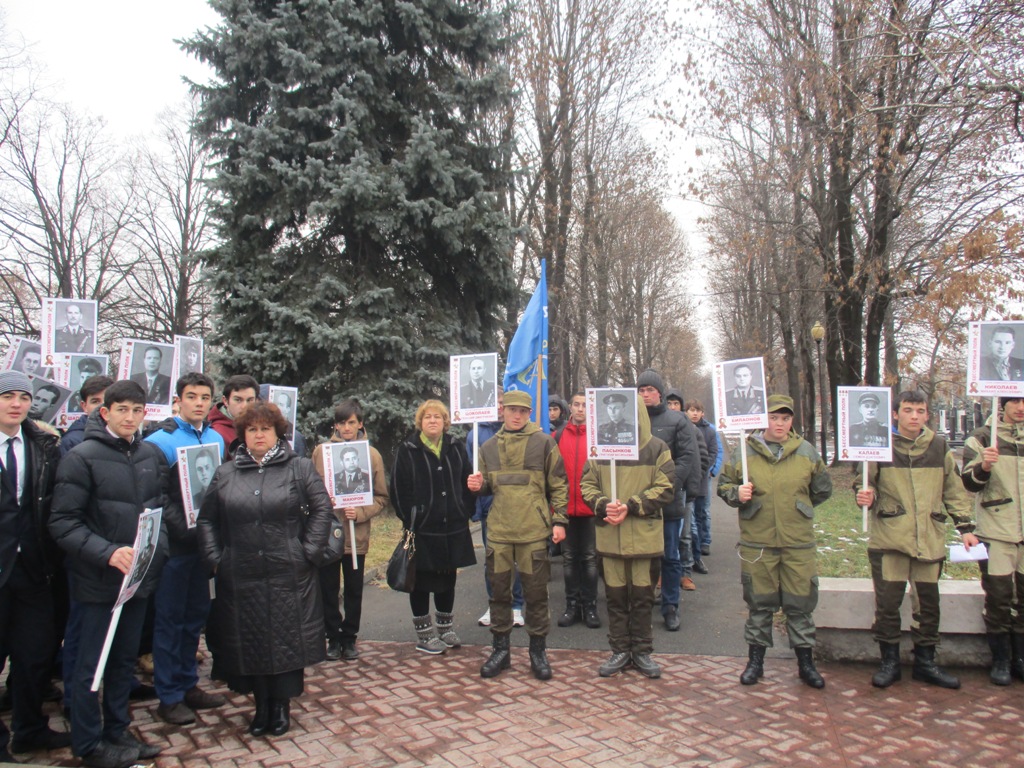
[291,459,310,515]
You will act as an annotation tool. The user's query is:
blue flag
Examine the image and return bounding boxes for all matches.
[503,260,549,431]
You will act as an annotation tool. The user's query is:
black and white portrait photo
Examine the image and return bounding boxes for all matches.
[28,377,73,425]
[449,352,499,424]
[980,324,1024,382]
[44,298,98,356]
[325,440,373,507]
[585,387,639,460]
[724,360,766,416]
[967,321,1024,398]
[268,385,298,443]
[848,390,891,448]
[837,386,893,463]
[177,444,221,528]
[6,339,53,379]
[128,343,174,405]
[173,335,204,381]
[597,391,636,446]
[65,355,108,414]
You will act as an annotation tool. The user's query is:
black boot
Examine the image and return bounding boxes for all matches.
[249,690,271,736]
[480,632,511,678]
[1010,633,1024,681]
[795,647,825,689]
[871,641,902,688]
[582,602,601,629]
[912,644,960,689]
[988,633,1012,686]
[740,644,765,685]
[528,635,552,680]
[557,600,580,628]
[268,698,290,737]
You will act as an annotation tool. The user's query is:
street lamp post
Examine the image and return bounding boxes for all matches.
[811,321,828,460]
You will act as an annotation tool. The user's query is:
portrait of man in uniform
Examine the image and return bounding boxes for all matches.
[333,444,371,495]
[725,363,766,416]
[459,356,496,409]
[980,325,1024,382]
[597,392,636,446]
[849,392,889,448]
[54,302,96,354]
[66,356,106,413]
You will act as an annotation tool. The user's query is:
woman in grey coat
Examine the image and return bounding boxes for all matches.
[198,400,333,738]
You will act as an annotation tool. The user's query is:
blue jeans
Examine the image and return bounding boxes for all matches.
[71,598,147,756]
[678,496,695,576]
[661,518,683,613]
[153,553,211,706]
[691,495,712,559]
[481,517,523,609]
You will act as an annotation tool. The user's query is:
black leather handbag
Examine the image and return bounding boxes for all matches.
[386,504,420,592]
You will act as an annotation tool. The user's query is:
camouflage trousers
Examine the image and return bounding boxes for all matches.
[739,544,818,648]
[869,549,942,645]
[486,540,551,636]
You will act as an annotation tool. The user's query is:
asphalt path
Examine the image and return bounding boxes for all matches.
[357,490,774,660]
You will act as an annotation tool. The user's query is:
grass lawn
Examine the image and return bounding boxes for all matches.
[365,511,405,572]
[815,466,979,581]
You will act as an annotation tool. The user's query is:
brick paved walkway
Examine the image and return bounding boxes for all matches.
[14,641,1024,768]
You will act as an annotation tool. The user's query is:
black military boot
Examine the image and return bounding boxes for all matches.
[740,644,766,685]
[480,632,512,678]
[557,600,580,628]
[582,602,601,629]
[912,644,960,689]
[871,641,902,688]
[988,633,1012,686]
[1010,633,1024,681]
[795,647,825,689]
[528,635,552,680]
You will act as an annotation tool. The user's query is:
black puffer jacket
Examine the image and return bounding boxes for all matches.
[49,411,169,603]
[390,432,477,573]
[646,403,708,519]
[197,441,332,677]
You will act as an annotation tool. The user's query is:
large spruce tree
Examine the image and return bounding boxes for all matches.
[185,0,515,452]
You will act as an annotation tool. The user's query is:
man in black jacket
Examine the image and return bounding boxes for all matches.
[0,370,69,761]
[636,370,707,631]
[50,380,169,768]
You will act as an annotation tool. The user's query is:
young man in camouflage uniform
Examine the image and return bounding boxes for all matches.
[856,390,978,689]
[718,394,832,688]
[962,396,1024,685]
[468,390,568,681]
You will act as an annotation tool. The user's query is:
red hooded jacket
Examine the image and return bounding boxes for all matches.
[555,421,594,518]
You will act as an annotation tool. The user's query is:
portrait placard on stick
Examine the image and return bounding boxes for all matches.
[712,357,769,432]
[837,387,893,462]
[119,339,175,420]
[967,321,1024,398]
[586,387,639,461]
[177,445,222,529]
[42,297,98,357]
[26,375,73,426]
[450,353,499,424]
[324,440,374,509]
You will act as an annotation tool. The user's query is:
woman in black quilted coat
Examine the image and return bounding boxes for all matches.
[198,401,333,738]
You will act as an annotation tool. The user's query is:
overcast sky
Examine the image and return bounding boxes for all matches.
[3,0,220,138]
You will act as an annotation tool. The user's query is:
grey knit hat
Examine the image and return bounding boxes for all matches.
[636,369,665,397]
[0,370,33,396]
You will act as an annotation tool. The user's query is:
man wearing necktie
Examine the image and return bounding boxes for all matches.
[0,370,68,760]
[334,446,370,495]
[129,346,172,405]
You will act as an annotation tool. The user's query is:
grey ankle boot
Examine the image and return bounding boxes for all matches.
[413,615,447,655]
[435,611,461,648]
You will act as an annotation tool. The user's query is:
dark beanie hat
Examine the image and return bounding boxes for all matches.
[636,369,665,397]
